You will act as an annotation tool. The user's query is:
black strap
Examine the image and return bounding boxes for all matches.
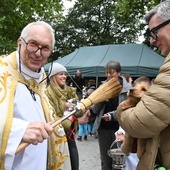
[25,85,36,101]
[155,148,162,166]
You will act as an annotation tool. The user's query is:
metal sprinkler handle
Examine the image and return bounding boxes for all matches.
[15,105,82,154]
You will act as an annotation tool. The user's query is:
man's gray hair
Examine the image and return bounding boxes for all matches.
[20,21,55,49]
[105,60,121,72]
[144,0,170,23]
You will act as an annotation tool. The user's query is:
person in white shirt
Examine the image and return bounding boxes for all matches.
[115,127,139,170]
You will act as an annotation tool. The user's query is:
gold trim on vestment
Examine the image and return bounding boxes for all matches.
[0,52,70,170]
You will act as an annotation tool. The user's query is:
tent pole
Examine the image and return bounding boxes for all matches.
[96,76,98,88]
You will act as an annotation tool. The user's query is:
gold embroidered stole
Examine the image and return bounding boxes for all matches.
[0,52,18,170]
[18,73,41,95]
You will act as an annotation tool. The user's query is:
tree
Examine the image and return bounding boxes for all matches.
[0,0,162,60]
[54,0,161,58]
[0,0,63,55]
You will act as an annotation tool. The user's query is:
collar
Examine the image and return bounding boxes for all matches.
[16,51,44,83]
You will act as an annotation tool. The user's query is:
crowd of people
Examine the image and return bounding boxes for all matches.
[1,1,170,170]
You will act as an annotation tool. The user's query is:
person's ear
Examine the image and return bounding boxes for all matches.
[17,38,21,47]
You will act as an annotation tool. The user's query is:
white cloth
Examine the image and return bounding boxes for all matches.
[5,53,47,170]
[123,153,139,170]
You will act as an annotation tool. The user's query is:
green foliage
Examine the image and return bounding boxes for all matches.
[0,0,162,60]
[0,0,62,55]
[114,0,162,45]
[54,0,161,58]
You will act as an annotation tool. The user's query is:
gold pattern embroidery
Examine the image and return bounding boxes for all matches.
[0,73,11,103]
[0,58,8,66]
[18,73,40,94]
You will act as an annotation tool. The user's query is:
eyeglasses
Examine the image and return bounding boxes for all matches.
[21,37,52,58]
[149,19,170,40]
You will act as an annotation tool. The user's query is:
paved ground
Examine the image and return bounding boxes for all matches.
[76,135,101,170]
[76,135,139,170]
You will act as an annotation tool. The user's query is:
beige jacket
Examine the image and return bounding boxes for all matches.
[117,58,170,170]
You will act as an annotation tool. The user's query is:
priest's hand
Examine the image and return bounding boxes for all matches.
[22,121,53,145]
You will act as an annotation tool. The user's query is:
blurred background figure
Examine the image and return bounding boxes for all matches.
[77,109,91,141]
[82,79,96,99]
[86,88,96,137]
[67,69,86,100]
[122,73,133,85]
[87,79,96,90]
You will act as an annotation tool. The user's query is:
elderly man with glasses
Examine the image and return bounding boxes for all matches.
[116,1,170,170]
[0,21,71,170]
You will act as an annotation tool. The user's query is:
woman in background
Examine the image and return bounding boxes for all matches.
[47,63,83,170]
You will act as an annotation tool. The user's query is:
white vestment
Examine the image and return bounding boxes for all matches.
[5,53,47,170]
[1,52,71,170]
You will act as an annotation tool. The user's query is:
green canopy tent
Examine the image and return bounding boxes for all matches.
[45,43,164,86]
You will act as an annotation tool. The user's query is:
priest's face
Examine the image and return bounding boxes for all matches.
[18,25,53,72]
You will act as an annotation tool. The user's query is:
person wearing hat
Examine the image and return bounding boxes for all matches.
[46,62,83,170]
